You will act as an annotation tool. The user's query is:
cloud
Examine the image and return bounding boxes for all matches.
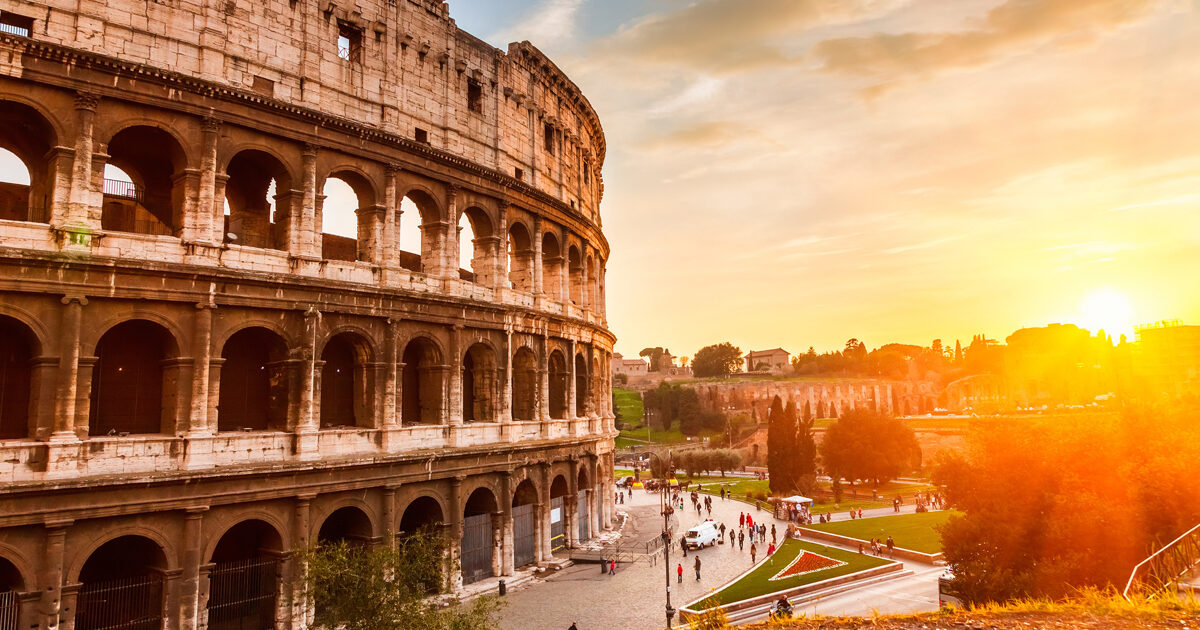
[812,0,1165,80]
[491,0,584,52]
[594,0,904,73]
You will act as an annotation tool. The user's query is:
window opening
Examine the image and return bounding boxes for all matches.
[467,80,483,114]
[414,128,429,144]
[337,22,362,62]
[544,123,555,154]
[0,12,34,37]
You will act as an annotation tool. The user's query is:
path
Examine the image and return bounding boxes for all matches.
[496,483,940,630]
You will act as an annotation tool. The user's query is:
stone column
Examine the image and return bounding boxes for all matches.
[381,319,400,448]
[445,184,460,280]
[295,144,319,258]
[538,462,551,562]
[566,458,579,549]
[538,334,550,424]
[51,296,86,442]
[188,302,216,437]
[531,216,544,298]
[448,326,463,428]
[38,520,71,630]
[567,339,577,420]
[61,93,99,242]
[382,485,399,547]
[178,507,208,630]
[290,495,315,628]
[494,202,510,292]
[500,329,513,439]
[382,165,401,274]
[29,356,58,441]
[194,117,221,244]
[356,204,386,264]
[46,146,75,228]
[500,472,514,576]
[295,308,320,457]
[448,476,464,589]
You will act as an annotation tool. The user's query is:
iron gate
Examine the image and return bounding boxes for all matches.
[512,504,537,568]
[550,497,565,552]
[577,491,590,542]
[207,557,279,630]
[76,574,164,630]
[461,513,493,585]
[0,590,16,630]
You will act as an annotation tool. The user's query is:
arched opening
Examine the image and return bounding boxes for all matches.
[401,337,443,425]
[320,332,373,429]
[542,233,563,300]
[459,207,495,285]
[511,347,538,422]
[549,475,569,553]
[398,191,438,273]
[218,327,289,432]
[0,101,57,223]
[76,536,167,630]
[574,354,589,417]
[0,556,23,629]
[461,488,498,585]
[567,245,583,306]
[399,496,445,593]
[576,467,592,542]
[90,320,178,436]
[548,350,568,420]
[0,315,36,439]
[512,480,539,568]
[462,343,497,423]
[507,222,533,292]
[224,150,291,250]
[321,172,375,263]
[102,125,186,237]
[317,506,373,546]
[208,520,283,630]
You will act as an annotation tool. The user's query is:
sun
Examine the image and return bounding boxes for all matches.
[1078,289,1134,339]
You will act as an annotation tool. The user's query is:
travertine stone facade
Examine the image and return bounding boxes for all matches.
[0,1,615,628]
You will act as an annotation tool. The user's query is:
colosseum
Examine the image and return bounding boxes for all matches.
[0,0,616,628]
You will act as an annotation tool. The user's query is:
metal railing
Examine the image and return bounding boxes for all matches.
[0,22,30,38]
[102,179,142,201]
[207,557,278,630]
[75,574,163,630]
[1124,522,1200,600]
[0,590,16,630]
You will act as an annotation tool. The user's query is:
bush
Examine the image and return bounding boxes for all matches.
[745,490,754,500]
[754,490,768,502]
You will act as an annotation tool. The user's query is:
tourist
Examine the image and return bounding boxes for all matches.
[677,563,683,583]
[887,536,895,558]
[609,558,616,575]
[739,512,744,528]
[858,542,864,554]
[719,522,726,538]
[681,535,688,557]
[738,531,744,550]
[694,556,702,581]
[767,542,775,561]
[857,508,862,519]
[747,514,754,530]
[750,542,757,563]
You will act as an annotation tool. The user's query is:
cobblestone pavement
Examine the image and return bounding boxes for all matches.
[497,484,938,630]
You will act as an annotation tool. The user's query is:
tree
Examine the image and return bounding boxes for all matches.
[692,342,743,378]
[639,347,666,372]
[935,405,1200,604]
[303,528,503,630]
[766,396,794,494]
[793,400,818,494]
[820,408,920,487]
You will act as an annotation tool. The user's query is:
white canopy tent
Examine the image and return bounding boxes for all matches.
[780,495,813,505]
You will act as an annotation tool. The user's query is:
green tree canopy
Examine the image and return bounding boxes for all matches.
[820,408,920,486]
[766,396,794,494]
[692,342,743,377]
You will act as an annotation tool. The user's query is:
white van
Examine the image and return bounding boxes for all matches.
[683,520,720,549]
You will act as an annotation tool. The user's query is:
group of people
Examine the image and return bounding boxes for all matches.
[676,555,703,582]
[857,535,895,558]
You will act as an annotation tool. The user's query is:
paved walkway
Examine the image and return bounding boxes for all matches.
[496,485,939,630]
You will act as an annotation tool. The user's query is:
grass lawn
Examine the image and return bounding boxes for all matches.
[801,510,956,554]
[613,388,643,425]
[697,538,893,609]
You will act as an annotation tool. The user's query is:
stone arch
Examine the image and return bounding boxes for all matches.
[462,342,497,423]
[567,245,583,306]
[577,464,591,489]
[574,353,590,417]
[0,98,60,223]
[507,220,534,292]
[0,314,39,440]
[214,318,297,352]
[458,205,496,284]
[207,519,284,630]
[89,319,182,436]
[85,309,188,357]
[511,346,538,422]
[218,326,289,432]
[319,330,376,429]
[402,336,444,425]
[74,534,171,630]
[542,232,563,300]
[397,186,442,273]
[550,475,569,499]
[101,123,190,237]
[399,495,444,535]
[512,479,538,508]
[0,544,32,598]
[320,167,379,263]
[223,148,295,250]
[548,350,568,420]
[316,506,375,545]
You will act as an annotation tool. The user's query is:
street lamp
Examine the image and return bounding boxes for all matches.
[651,450,676,628]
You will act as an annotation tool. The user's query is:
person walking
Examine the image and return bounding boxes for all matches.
[694,556,702,581]
[677,563,683,583]
[681,535,688,557]
[738,512,745,528]
[609,558,616,575]
[767,542,775,562]
[738,531,744,550]
[750,542,757,564]
[887,535,895,558]
[771,523,777,542]
[719,522,726,539]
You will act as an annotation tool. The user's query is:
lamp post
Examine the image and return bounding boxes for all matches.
[651,450,676,628]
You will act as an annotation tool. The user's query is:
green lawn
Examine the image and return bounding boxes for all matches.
[697,538,893,609]
[613,388,644,425]
[801,510,956,554]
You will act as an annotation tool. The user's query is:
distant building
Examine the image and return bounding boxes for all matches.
[746,348,791,374]
[1135,321,1200,398]
[612,353,650,378]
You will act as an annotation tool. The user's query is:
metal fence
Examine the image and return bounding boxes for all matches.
[1124,522,1200,599]
[549,497,565,552]
[577,491,590,542]
[461,514,493,585]
[207,557,279,630]
[0,590,17,630]
[512,504,536,568]
[0,23,30,38]
[102,179,142,201]
[75,574,163,630]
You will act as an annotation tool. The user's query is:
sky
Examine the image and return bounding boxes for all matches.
[4,0,1198,359]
